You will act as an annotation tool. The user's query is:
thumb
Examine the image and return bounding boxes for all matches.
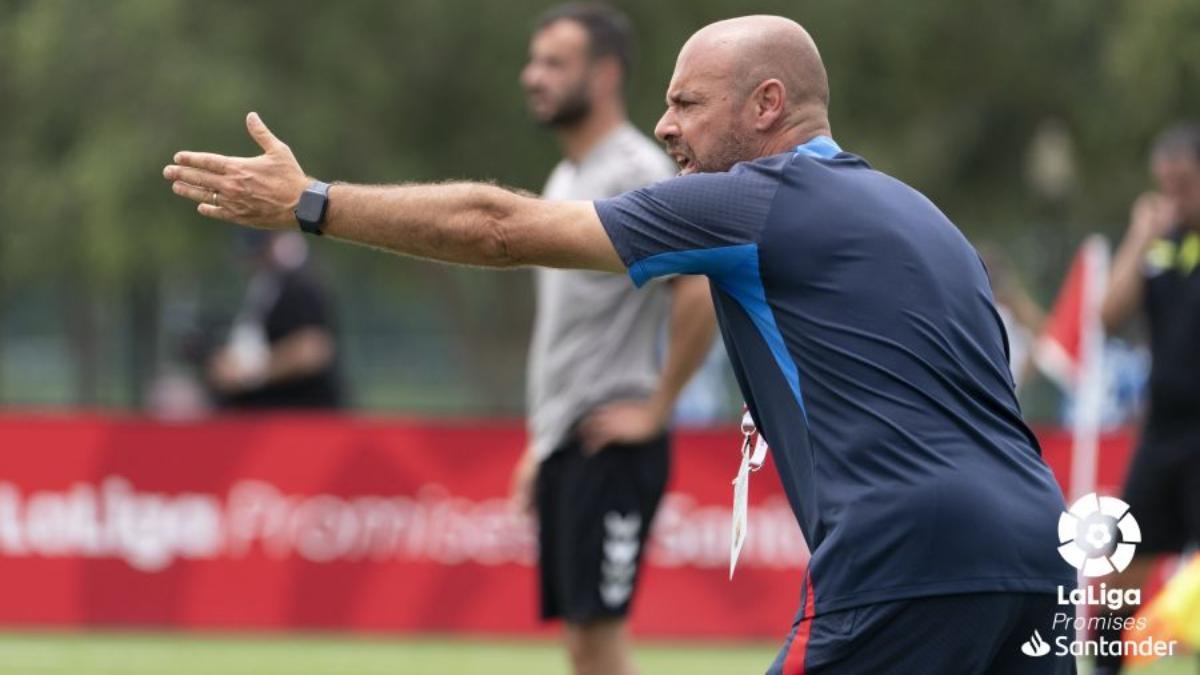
[246,112,282,153]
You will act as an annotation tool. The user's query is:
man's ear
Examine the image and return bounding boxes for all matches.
[753,79,786,131]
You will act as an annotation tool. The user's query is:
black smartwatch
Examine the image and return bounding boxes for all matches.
[294,180,331,236]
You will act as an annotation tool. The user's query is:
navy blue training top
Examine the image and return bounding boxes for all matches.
[595,136,1075,616]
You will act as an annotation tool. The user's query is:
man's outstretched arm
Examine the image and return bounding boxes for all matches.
[162,112,624,273]
[322,182,622,271]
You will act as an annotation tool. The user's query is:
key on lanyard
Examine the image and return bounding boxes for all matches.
[731,408,769,579]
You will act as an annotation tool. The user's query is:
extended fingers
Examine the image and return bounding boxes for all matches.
[174,151,231,174]
[163,151,237,201]
[166,164,225,192]
[172,180,218,205]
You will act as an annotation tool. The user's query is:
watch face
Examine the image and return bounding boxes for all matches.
[298,191,322,223]
[294,182,329,234]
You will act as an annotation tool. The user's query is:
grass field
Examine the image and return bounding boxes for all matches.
[0,632,1192,674]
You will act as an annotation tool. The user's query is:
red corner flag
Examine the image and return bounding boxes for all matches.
[1034,235,1110,500]
[1035,236,1109,391]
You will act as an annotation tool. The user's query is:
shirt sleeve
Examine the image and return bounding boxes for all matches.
[594,160,780,287]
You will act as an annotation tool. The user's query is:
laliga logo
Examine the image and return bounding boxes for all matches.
[1057,493,1140,577]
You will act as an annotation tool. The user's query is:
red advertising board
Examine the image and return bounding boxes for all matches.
[0,414,1133,637]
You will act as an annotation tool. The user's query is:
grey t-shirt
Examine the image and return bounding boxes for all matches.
[527,123,678,461]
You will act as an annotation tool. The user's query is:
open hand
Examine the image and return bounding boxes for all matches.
[163,112,309,229]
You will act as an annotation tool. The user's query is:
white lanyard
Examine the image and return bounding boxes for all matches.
[730,407,769,578]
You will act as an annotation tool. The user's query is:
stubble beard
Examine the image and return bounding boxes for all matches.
[691,126,759,174]
[536,80,592,130]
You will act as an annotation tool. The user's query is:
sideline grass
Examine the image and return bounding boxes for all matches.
[0,633,775,675]
[0,632,1191,674]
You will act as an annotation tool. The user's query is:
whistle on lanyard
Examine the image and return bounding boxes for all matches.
[730,408,769,579]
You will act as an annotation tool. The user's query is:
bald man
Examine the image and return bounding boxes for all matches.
[165,16,1076,674]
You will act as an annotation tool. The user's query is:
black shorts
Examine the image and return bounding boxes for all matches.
[1122,427,1200,553]
[534,431,670,623]
[767,592,1076,675]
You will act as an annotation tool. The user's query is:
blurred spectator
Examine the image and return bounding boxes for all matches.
[509,4,716,675]
[1095,122,1200,675]
[207,231,344,410]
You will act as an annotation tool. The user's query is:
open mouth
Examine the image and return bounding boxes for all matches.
[672,154,693,173]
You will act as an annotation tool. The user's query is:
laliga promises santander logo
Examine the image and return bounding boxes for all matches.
[1057,493,1141,577]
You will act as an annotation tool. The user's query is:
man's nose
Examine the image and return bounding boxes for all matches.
[519,64,539,90]
[654,110,678,143]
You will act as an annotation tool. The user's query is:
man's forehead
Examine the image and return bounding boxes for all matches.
[665,70,695,100]
[672,39,734,82]
[532,19,589,53]
[666,45,728,98]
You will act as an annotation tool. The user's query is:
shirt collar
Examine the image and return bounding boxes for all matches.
[794,135,842,159]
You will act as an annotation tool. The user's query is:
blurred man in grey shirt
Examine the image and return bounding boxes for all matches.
[511,5,716,674]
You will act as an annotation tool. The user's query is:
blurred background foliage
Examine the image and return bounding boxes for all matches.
[1,0,1197,417]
